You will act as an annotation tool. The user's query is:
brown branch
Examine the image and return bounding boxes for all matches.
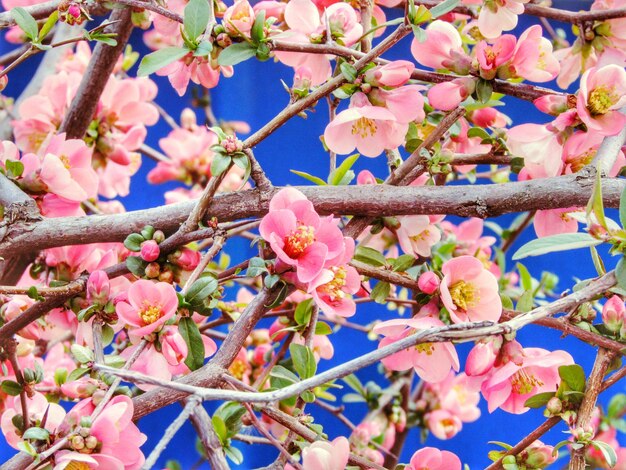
[186,401,230,470]
[59,8,134,139]
[350,260,419,290]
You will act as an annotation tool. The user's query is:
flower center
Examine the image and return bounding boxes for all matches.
[410,229,431,243]
[415,343,435,355]
[319,266,347,302]
[351,117,377,139]
[510,368,543,394]
[139,303,163,325]
[65,462,90,470]
[229,358,247,379]
[587,85,617,115]
[283,224,315,258]
[449,280,479,311]
[60,154,71,170]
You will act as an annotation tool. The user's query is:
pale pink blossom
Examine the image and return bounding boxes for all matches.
[577,64,626,136]
[367,85,426,124]
[363,60,414,87]
[476,35,516,80]
[508,25,560,82]
[285,436,350,470]
[406,447,462,470]
[157,54,234,97]
[223,0,255,35]
[481,347,574,413]
[396,215,441,258]
[259,187,346,283]
[440,255,501,324]
[533,208,579,238]
[418,271,440,295]
[507,123,563,179]
[357,169,377,185]
[410,20,471,74]
[466,335,503,376]
[428,78,475,111]
[116,280,179,338]
[477,0,529,39]
[426,409,463,439]
[324,92,407,157]
[468,107,508,128]
[374,316,460,383]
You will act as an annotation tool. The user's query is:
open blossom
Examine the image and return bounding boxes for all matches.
[507,25,560,82]
[481,347,574,413]
[259,187,345,283]
[374,316,460,383]
[324,92,407,157]
[440,255,501,324]
[477,0,530,39]
[396,215,441,258]
[476,35,516,80]
[57,395,146,469]
[285,436,350,470]
[507,123,563,179]
[533,208,579,238]
[116,280,179,338]
[406,447,462,470]
[223,0,256,35]
[157,54,234,97]
[577,64,626,136]
[410,20,471,74]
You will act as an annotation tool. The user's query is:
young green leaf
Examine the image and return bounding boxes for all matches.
[138,47,189,77]
[179,317,205,371]
[217,42,257,66]
[250,10,265,44]
[1,380,23,396]
[512,232,602,260]
[11,7,38,41]
[290,343,317,379]
[586,168,608,230]
[290,170,327,186]
[184,0,210,40]
[354,246,387,267]
[590,440,617,467]
[523,391,555,409]
[558,364,586,393]
[429,0,459,18]
[38,10,58,41]
[329,153,359,185]
[22,427,50,442]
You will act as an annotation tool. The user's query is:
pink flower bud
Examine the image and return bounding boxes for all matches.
[521,441,557,468]
[140,239,160,262]
[356,170,377,185]
[68,3,81,18]
[161,327,188,366]
[602,295,625,333]
[417,271,440,294]
[252,343,273,365]
[428,78,475,111]
[500,339,524,366]
[87,270,110,305]
[465,335,502,376]
[293,66,312,90]
[173,248,201,270]
[269,318,288,341]
[364,60,414,87]
[533,94,570,116]
[180,108,197,130]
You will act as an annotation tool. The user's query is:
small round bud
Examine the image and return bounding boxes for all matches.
[144,262,161,279]
[71,435,85,450]
[85,436,98,449]
[546,396,562,415]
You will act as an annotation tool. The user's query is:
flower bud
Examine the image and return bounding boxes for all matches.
[602,295,625,333]
[465,335,502,376]
[140,239,160,262]
[87,270,110,305]
[84,435,98,449]
[417,271,440,295]
[71,435,85,450]
[144,262,161,279]
[521,441,557,468]
[356,170,377,185]
[500,339,524,366]
[546,396,562,415]
[180,108,197,130]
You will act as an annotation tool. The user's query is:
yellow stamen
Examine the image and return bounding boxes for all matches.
[351,117,377,139]
[415,343,435,355]
[449,280,480,311]
[284,225,315,258]
[229,359,246,379]
[587,85,617,115]
[319,266,347,302]
[65,462,91,470]
[138,303,163,325]
[510,368,543,394]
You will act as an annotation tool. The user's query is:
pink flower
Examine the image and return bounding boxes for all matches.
[363,60,414,87]
[602,295,626,333]
[426,409,463,439]
[428,78,475,111]
[507,124,563,179]
[410,20,471,74]
[356,169,377,185]
[58,395,146,469]
[476,35,516,80]
[87,270,110,304]
[508,25,559,82]
[465,335,503,376]
[157,54,233,97]
[481,347,574,413]
[374,316,460,383]
[223,0,256,35]
[533,208,579,238]
[285,436,350,470]
[116,280,179,338]
[396,215,441,258]
[477,0,529,39]
[577,64,626,136]
[418,272,440,295]
[440,256,501,324]
[309,263,361,318]
[324,92,406,157]
[406,447,462,470]
[259,188,345,283]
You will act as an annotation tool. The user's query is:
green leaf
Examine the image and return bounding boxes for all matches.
[126,255,147,277]
[512,233,602,260]
[212,415,227,445]
[250,10,265,44]
[329,153,359,186]
[71,344,94,364]
[217,42,257,66]
[370,281,390,304]
[93,34,117,46]
[185,276,218,304]
[124,233,145,252]
[184,0,209,39]
[559,364,586,393]
[476,78,493,103]
[467,127,491,141]
[269,365,300,384]
[429,0,459,18]
[314,321,332,335]
[354,246,387,267]
[263,273,280,289]
[524,391,555,408]
[22,427,50,442]
[194,40,213,57]
[500,294,514,310]
[294,298,314,326]
[290,343,316,379]
[5,160,24,179]
[11,7,38,41]
[343,374,364,394]
[616,256,626,290]
[290,170,327,186]
[26,286,44,302]
[179,317,205,371]
[590,440,617,467]
[516,289,534,313]
[137,47,189,77]
[340,62,358,82]
[301,390,316,403]
[392,254,415,272]
[411,24,427,42]
[67,367,89,382]
[224,446,244,465]
[38,11,59,41]
[608,393,626,418]
[590,245,606,276]
[211,153,232,177]
[1,380,22,396]
[165,460,183,470]
[516,263,532,291]
[587,168,608,230]
[246,257,267,277]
